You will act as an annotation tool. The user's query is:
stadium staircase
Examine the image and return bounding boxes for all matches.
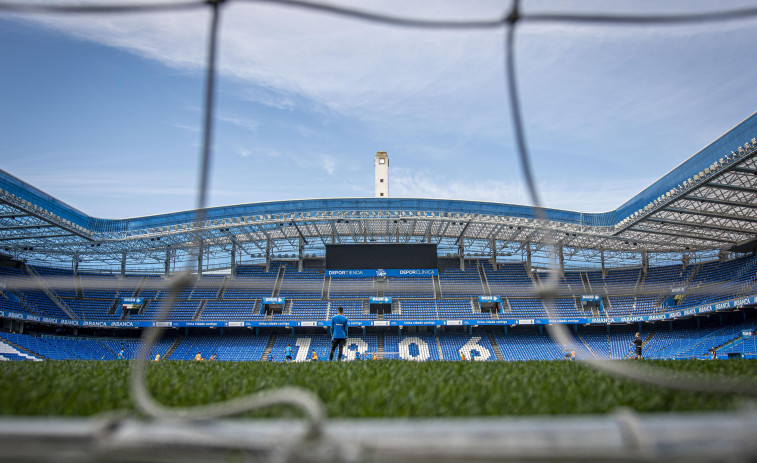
[719,334,747,352]
[471,298,480,314]
[260,334,277,361]
[604,331,612,358]
[636,329,660,358]
[435,336,444,360]
[74,273,83,299]
[601,296,612,314]
[252,300,260,316]
[13,293,43,317]
[433,275,442,299]
[108,299,120,316]
[96,339,115,357]
[272,265,285,297]
[163,334,185,360]
[375,277,386,297]
[526,263,539,288]
[133,276,147,297]
[322,277,330,300]
[192,300,208,321]
[501,298,511,314]
[731,258,757,295]
[687,264,701,283]
[477,263,491,296]
[486,330,504,361]
[2,337,46,360]
[24,264,78,320]
[675,264,702,307]
[377,332,384,359]
[635,269,647,293]
[138,299,151,316]
[531,271,540,287]
[580,273,592,293]
[217,275,230,300]
[577,334,601,359]
[119,303,130,321]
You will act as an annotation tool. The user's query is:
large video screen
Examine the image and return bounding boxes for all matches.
[326,244,437,270]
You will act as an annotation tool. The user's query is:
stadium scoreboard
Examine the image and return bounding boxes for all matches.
[326,244,437,270]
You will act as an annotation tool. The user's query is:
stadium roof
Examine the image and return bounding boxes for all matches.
[1,113,756,272]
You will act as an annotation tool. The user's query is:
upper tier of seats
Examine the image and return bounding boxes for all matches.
[0,254,755,323]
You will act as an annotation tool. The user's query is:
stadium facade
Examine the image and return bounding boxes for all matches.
[0,113,756,362]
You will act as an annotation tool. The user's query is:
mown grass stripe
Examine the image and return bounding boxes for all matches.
[0,360,754,418]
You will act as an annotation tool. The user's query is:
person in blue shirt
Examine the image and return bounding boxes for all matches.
[267,352,274,362]
[285,344,293,363]
[329,306,348,361]
[117,348,125,360]
[354,350,361,361]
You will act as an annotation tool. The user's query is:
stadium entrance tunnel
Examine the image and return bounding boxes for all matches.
[261,297,286,315]
[369,303,392,314]
[479,302,500,313]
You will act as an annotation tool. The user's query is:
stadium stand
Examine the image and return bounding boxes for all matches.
[329,277,375,298]
[384,333,440,360]
[437,333,495,361]
[2,242,757,362]
[3,253,757,327]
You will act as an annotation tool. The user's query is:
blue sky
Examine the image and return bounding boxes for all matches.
[1,0,756,219]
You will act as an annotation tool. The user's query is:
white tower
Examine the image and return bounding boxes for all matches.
[374,151,389,198]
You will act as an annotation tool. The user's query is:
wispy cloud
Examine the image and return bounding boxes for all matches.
[171,122,200,133]
[6,0,757,217]
[217,114,259,133]
[391,168,647,212]
[236,147,280,158]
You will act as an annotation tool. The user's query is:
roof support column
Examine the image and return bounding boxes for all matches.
[164,248,171,276]
[642,250,648,273]
[298,237,304,272]
[231,242,237,278]
[197,243,203,276]
[73,253,79,276]
[459,244,465,271]
[490,238,497,271]
[601,250,605,278]
[682,253,689,270]
[526,243,532,271]
[265,240,271,272]
[558,246,564,276]
[121,252,126,277]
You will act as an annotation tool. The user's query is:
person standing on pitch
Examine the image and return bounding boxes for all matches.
[633,332,643,359]
[285,344,293,363]
[329,306,348,361]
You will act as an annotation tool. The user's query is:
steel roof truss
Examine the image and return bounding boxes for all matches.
[657,206,757,225]
[681,194,757,210]
[628,225,735,244]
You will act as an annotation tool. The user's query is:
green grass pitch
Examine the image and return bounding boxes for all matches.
[0,360,754,418]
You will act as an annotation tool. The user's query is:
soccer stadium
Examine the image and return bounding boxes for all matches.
[2,115,757,363]
[1,1,757,462]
